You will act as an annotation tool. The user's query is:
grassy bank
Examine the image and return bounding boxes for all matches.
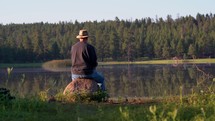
[1,92,215,121]
[41,58,215,71]
[99,58,215,65]
[1,78,215,121]
[0,63,42,68]
[1,58,214,69]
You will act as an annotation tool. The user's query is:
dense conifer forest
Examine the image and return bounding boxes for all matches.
[0,13,215,63]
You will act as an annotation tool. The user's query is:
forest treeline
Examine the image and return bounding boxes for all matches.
[0,13,215,63]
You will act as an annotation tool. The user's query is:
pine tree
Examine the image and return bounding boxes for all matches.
[162,42,171,59]
[188,44,196,59]
[176,40,184,57]
[109,29,120,60]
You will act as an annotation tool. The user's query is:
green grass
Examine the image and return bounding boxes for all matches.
[1,78,215,121]
[0,93,214,121]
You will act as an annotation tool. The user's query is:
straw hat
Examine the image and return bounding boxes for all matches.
[76,29,88,39]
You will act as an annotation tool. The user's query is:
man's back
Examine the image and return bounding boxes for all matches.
[71,41,98,75]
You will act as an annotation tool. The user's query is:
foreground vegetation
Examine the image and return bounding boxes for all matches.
[1,84,215,121]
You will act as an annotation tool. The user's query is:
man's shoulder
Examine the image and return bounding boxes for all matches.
[72,42,95,49]
[72,42,82,47]
[86,43,95,49]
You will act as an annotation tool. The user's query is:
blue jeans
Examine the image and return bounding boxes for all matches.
[71,71,106,91]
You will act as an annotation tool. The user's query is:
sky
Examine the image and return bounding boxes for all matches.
[1,0,215,24]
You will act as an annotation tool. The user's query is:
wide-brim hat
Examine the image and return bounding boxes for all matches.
[76,29,88,39]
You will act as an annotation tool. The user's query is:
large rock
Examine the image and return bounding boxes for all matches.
[63,78,99,95]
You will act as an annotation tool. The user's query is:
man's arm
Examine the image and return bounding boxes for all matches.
[86,45,98,68]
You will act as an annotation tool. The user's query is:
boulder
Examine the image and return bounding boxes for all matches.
[63,78,99,95]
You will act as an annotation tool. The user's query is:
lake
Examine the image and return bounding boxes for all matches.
[0,64,214,98]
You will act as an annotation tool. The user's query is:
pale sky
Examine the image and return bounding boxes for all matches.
[1,0,215,24]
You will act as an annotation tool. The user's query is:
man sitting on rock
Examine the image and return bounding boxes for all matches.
[71,29,106,91]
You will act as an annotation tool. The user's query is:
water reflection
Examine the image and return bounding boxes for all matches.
[0,64,214,98]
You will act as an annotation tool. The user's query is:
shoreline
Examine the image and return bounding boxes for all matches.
[0,58,215,68]
[99,58,215,65]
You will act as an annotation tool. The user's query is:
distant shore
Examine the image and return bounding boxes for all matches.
[0,58,215,68]
[0,63,42,68]
[99,58,215,65]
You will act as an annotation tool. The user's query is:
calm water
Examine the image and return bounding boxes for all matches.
[0,64,214,98]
